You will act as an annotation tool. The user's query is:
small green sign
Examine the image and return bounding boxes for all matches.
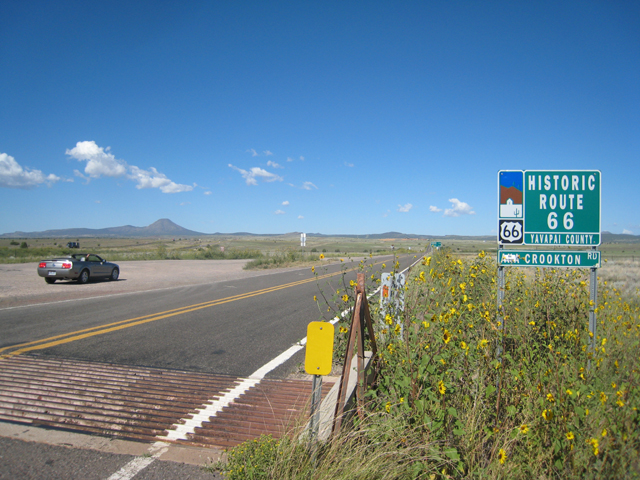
[498,250,600,268]
[431,242,442,247]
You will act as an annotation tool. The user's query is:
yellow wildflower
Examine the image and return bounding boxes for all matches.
[438,380,446,395]
[498,449,507,464]
[342,294,349,302]
[600,392,608,405]
[587,438,599,456]
[385,402,391,413]
[319,253,325,259]
[547,393,555,403]
[566,431,574,440]
[443,329,451,344]
[519,424,529,434]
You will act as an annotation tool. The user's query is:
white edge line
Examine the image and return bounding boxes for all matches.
[160,343,305,441]
[156,252,426,442]
[106,441,169,480]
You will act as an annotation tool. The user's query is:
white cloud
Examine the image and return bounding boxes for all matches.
[228,164,283,185]
[302,181,317,190]
[267,160,283,169]
[282,200,290,205]
[66,141,192,193]
[247,149,259,156]
[204,191,212,195]
[398,203,413,213]
[344,162,354,167]
[0,153,60,188]
[95,200,101,204]
[298,215,304,219]
[274,210,285,215]
[66,141,128,178]
[264,150,273,156]
[300,156,305,161]
[429,205,442,213]
[287,157,294,162]
[444,198,476,217]
[179,202,191,206]
[129,166,194,193]
[623,229,633,235]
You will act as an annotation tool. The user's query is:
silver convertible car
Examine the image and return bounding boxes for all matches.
[37,253,120,284]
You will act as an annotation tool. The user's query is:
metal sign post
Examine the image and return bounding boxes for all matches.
[589,246,598,363]
[305,321,334,458]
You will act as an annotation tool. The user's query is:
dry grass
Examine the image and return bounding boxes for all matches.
[598,258,640,299]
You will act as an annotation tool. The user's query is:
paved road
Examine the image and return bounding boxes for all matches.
[0,253,423,479]
[1,254,420,377]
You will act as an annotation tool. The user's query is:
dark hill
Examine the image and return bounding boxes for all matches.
[0,219,205,238]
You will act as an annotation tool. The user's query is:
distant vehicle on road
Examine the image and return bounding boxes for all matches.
[67,241,80,248]
[37,254,119,284]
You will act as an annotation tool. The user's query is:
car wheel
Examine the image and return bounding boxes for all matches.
[78,270,90,284]
[110,268,119,281]
[45,278,56,284]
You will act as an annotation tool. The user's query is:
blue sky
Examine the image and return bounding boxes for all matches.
[1,1,638,236]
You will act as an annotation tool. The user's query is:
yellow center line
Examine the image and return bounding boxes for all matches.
[0,263,373,359]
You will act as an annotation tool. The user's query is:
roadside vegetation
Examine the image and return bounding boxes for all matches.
[211,248,640,479]
[0,235,411,267]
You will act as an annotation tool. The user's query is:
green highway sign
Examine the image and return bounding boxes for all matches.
[431,242,442,248]
[498,170,601,246]
[498,249,601,268]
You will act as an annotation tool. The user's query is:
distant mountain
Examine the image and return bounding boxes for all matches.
[3,221,637,243]
[1,219,206,238]
[602,231,640,244]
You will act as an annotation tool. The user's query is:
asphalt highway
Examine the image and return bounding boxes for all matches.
[0,254,422,378]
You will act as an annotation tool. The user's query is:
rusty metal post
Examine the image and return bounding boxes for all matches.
[333,292,361,433]
[356,274,366,417]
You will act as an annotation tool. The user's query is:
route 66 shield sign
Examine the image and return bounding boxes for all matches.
[499,220,523,244]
